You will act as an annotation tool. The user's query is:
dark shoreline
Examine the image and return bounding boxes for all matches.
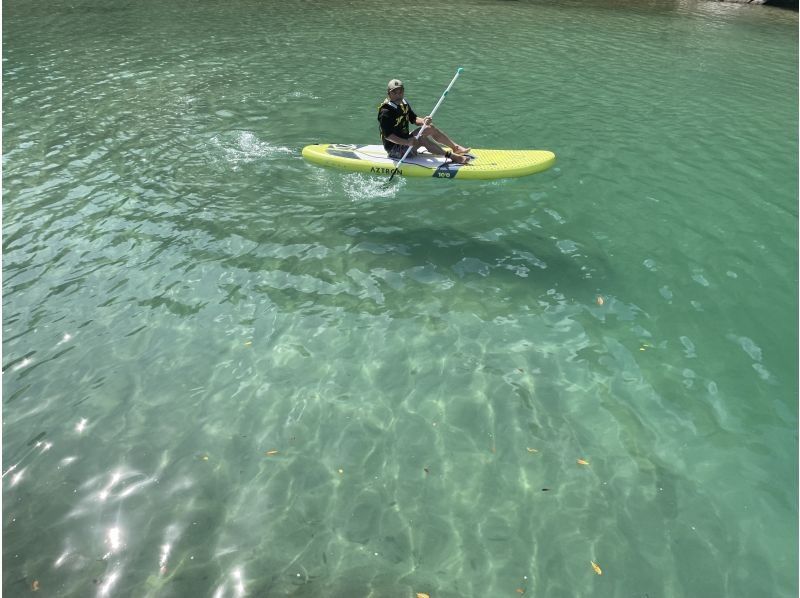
[718,0,798,10]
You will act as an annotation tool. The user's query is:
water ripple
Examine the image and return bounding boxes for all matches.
[3,0,797,596]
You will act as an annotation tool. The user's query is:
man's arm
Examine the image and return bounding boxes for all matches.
[386,134,419,147]
[379,109,419,147]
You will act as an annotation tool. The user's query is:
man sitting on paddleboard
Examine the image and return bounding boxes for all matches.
[378,79,471,165]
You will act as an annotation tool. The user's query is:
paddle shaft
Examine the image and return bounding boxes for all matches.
[387,67,463,183]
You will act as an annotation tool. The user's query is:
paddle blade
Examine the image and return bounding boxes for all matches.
[384,167,399,186]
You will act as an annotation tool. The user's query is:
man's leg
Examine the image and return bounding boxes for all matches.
[418,137,470,164]
[419,137,445,155]
[419,126,470,154]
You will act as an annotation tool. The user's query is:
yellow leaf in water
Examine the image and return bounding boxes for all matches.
[265,450,279,456]
[32,580,40,591]
[244,341,253,346]
[577,459,589,466]
[591,560,602,575]
[516,589,525,594]
[416,593,430,598]
[526,448,539,453]
[202,455,209,461]
[596,296,605,306]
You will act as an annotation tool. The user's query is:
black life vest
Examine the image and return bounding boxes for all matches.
[377,98,414,141]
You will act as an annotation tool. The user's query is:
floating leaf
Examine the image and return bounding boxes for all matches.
[32,580,40,591]
[526,448,539,453]
[265,450,279,456]
[244,341,253,346]
[596,296,605,306]
[416,593,430,598]
[577,459,589,466]
[516,588,525,594]
[591,560,602,575]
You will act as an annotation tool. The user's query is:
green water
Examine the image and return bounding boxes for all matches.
[3,0,797,596]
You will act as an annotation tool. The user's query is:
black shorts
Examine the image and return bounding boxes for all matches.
[387,144,416,159]
[385,129,422,159]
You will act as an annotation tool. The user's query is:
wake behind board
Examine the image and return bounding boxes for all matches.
[302,144,555,180]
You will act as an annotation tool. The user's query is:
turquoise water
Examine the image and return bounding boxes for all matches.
[3,0,797,596]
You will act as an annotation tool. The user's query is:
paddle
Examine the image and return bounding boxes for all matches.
[386,67,464,184]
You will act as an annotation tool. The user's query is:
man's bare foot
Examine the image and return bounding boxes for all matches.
[449,153,472,165]
[452,145,471,155]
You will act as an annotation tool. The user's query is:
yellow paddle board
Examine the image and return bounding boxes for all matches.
[301,144,555,180]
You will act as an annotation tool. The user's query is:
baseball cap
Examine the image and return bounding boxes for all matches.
[387,79,404,91]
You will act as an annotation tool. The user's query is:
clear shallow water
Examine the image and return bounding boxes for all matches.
[2,0,797,596]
